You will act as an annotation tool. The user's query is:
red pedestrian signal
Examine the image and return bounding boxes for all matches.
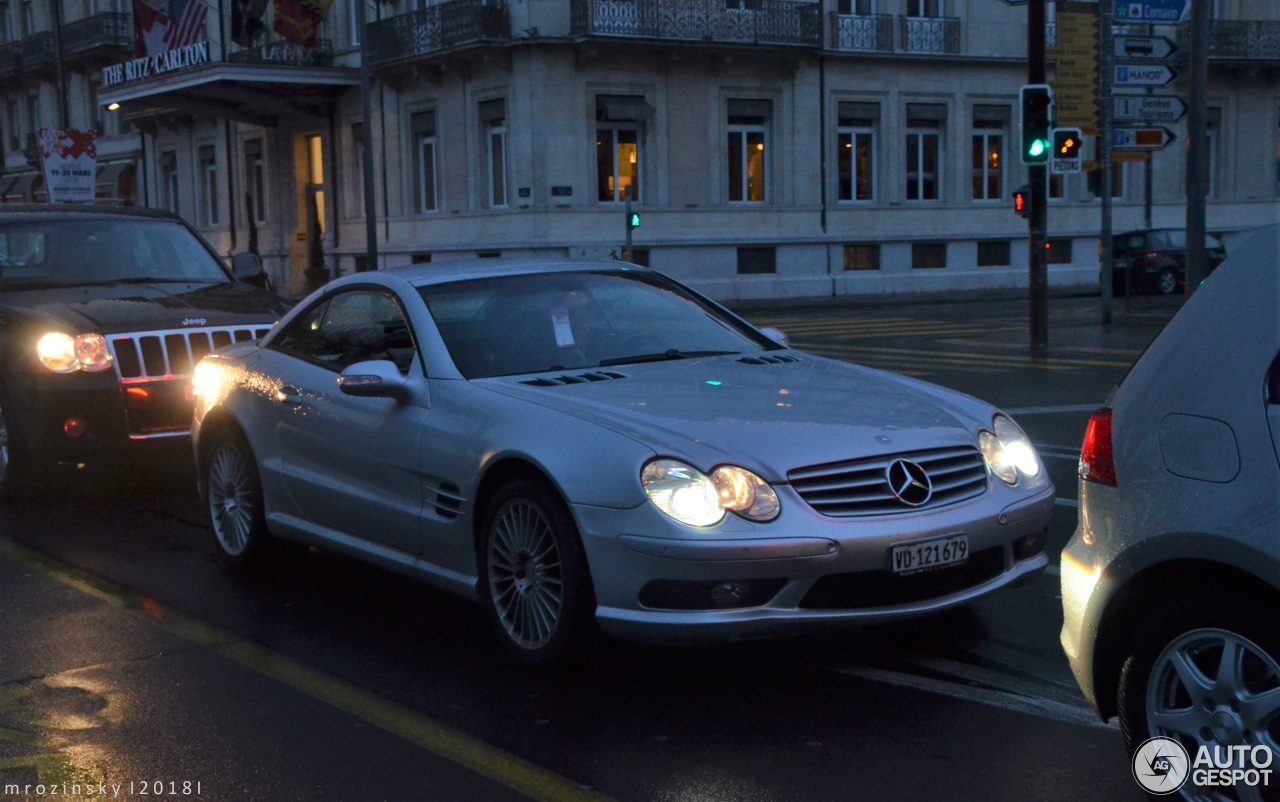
[1013,184,1032,219]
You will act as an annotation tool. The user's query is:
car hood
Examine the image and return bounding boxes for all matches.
[0,281,290,333]
[477,354,993,479]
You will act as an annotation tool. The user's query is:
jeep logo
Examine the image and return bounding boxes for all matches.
[182,318,207,327]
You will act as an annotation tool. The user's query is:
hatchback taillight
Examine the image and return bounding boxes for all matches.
[1079,408,1116,487]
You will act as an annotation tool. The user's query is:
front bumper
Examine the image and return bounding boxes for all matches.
[574,483,1054,642]
[7,372,193,463]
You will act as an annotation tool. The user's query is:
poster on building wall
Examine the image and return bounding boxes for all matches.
[36,129,98,203]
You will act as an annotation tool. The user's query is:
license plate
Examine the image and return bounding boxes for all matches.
[890,534,969,576]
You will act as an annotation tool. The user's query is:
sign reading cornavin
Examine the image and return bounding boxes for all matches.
[102,41,210,88]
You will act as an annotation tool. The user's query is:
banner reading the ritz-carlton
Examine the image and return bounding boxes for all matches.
[36,129,98,203]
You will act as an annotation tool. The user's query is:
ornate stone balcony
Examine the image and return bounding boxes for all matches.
[570,0,822,49]
[830,13,892,52]
[367,0,510,69]
[61,12,132,63]
[898,15,959,55]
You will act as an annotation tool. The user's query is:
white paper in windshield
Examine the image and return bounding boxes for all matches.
[551,307,575,348]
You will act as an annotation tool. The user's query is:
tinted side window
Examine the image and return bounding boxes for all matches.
[273,290,417,374]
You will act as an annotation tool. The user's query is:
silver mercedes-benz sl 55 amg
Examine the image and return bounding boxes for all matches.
[192,260,1054,664]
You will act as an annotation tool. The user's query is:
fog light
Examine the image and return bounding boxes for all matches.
[638,578,787,610]
[1013,528,1047,561]
[710,581,750,607]
[63,417,87,438]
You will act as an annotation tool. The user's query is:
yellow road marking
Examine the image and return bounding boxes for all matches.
[0,539,613,802]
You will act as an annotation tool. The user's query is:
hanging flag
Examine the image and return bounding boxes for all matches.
[164,0,209,50]
[273,0,334,48]
[231,0,270,47]
[133,0,170,58]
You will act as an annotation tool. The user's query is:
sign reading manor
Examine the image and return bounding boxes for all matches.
[102,41,210,88]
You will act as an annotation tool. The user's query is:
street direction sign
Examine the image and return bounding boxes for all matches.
[1112,126,1177,149]
[1048,4,1100,134]
[1114,94,1188,122]
[1113,35,1178,60]
[1114,0,1190,23]
[1114,63,1177,87]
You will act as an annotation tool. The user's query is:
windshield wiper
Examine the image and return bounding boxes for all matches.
[599,349,739,367]
[65,277,220,287]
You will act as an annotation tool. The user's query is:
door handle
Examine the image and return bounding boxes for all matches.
[276,384,304,406]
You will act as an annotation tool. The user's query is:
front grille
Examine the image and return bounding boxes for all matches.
[799,547,1005,610]
[108,325,272,383]
[788,445,988,517]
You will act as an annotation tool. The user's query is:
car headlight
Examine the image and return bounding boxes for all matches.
[641,459,781,527]
[37,332,114,373]
[979,414,1042,486]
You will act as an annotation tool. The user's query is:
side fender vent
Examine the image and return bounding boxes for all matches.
[738,354,799,366]
[434,481,463,520]
[521,371,627,387]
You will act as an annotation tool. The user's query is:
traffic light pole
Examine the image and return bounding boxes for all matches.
[1099,0,1114,324]
[624,191,634,263]
[1028,0,1049,352]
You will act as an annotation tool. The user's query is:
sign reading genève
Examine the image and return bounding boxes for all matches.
[102,41,210,88]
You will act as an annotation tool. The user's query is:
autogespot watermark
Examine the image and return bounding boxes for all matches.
[1133,737,1274,796]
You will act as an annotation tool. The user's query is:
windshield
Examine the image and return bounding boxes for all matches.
[0,218,231,289]
[420,270,776,378]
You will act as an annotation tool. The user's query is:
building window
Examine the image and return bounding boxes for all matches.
[837,0,875,13]
[160,150,179,214]
[905,104,944,201]
[244,138,266,224]
[907,0,944,16]
[727,99,770,203]
[912,242,946,268]
[350,122,365,219]
[0,3,10,44]
[1046,239,1072,264]
[198,145,218,227]
[479,99,506,209]
[1206,107,1220,199]
[410,110,438,214]
[411,252,432,264]
[596,95,650,203]
[837,102,876,202]
[977,240,1010,267]
[737,246,776,274]
[843,243,880,270]
[348,0,361,46]
[1049,172,1065,200]
[20,0,31,36]
[971,105,1007,201]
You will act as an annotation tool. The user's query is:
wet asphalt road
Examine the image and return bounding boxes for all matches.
[0,295,1177,802]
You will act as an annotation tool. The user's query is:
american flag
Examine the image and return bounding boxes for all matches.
[163,0,208,50]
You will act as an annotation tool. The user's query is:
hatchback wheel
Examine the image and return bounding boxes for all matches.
[1157,268,1180,295]
[1119,593,1280,800]
[203,430,270,567]
[479,479,594,666]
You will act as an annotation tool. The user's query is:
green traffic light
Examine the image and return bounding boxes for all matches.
[628,213,640,228]
[1028,139,1047,158]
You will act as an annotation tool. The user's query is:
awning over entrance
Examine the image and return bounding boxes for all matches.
[100,61,359,127]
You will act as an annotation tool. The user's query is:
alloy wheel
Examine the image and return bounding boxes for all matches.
[1158,269,1179,295]
[487,499,565,651]
[1147,628,1280,802]
[207,441,257,557]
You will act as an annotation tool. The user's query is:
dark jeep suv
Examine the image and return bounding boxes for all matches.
[0,204,289,500]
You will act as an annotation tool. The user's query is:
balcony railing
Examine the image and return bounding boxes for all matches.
[227,38,334,67]
[570,0,821,48]
[61,12,132,59]
[898,15,959,55]
[1178,20,1280,63]
[367,0,509,67]
[830,12,891,52]
[19,31,56,71]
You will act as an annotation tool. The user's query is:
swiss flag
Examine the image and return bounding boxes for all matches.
[133,0,170,57]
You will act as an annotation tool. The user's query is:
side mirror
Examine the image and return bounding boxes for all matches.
[231,252,270,289]
[338,360,410,400]
[759,326,790,347]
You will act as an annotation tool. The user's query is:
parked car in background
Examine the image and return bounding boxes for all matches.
[0,203,289,501]
[1109,228,1227,296]
[1062,225,1280,798]
[192,259,1054,665]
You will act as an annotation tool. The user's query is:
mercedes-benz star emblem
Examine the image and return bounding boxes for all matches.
[886,459,933,506]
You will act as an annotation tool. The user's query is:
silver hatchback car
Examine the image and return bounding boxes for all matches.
[1061,226,1280,799]
[193,260,1053,664]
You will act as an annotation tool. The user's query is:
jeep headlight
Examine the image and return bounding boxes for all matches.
[641,459,780,527]
[38,332,114,373]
